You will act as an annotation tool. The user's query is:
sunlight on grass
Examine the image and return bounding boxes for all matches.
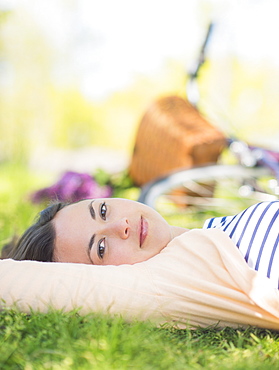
[1,308,279,370]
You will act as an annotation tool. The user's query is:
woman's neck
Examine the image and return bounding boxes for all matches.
[170,226,189,240]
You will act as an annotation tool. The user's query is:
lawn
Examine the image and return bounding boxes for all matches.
[1,162,279,370]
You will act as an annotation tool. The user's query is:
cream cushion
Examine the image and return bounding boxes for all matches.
[1,229,279,330]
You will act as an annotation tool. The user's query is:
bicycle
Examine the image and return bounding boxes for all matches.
[137,23,279,226]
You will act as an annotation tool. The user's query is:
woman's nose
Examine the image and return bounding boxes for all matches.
[105,218,130,239]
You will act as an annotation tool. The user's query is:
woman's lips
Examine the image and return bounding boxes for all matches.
[139,217,148,247]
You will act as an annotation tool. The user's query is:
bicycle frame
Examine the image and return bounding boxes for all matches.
[187,23,279,185]
[138,22,279,212]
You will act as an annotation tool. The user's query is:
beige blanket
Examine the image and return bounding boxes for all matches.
[1,229,279,330]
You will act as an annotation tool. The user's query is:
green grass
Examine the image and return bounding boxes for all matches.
[1,162,279,369]
[0,162,50,249]
[1,309,279,370]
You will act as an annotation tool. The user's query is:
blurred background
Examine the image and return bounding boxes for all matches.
[0,0,279,175]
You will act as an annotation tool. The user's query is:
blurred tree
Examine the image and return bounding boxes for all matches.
[0,7,101,163]
[0,9,54,162]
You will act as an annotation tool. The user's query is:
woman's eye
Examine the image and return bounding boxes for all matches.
[100,202,107,220]
[97,238,106,259]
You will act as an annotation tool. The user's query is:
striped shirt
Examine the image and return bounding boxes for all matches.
[203,201,279,289]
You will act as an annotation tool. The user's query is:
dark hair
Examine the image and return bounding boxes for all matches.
[1,202,68,262]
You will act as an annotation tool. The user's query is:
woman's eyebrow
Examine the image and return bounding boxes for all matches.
[89,200,96,219]
[88,234,95,264]
[88,201,95,264]
[89,234,95,250]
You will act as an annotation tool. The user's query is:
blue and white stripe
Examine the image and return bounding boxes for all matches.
[203,201,279,289]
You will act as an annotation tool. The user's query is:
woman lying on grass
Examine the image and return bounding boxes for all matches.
[3,198,279,288]
[1,199,279,331]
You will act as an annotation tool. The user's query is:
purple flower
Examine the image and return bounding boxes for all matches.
[31,171,113,204]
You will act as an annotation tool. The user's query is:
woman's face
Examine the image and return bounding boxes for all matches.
[53,198,173,265]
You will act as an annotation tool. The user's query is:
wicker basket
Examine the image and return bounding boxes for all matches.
[129,96,226,186]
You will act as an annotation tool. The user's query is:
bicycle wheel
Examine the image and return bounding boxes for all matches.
[138,164,278,227]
